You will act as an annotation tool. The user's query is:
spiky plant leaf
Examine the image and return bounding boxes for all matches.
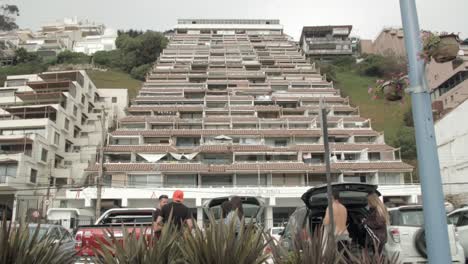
[269,226,344,264]
[0,218,76,264]
[93,221,183,264]
[178,213,269,264]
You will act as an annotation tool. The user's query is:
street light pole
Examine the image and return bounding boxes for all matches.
[399,1,451,263]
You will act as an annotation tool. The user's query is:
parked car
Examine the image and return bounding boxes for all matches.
[27,224,75,254]
[269,227,284,243]
[74,208,156,263]
[280,183,380,250]
[202,196,265,225]
[280,184,465,263]
[448,207,468,260]
[385,205,465,263]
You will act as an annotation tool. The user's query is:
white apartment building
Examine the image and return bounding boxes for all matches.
[435,99,468,205]
[0,70,128,222]
[67,19,420,228]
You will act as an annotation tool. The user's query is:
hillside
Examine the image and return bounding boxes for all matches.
[335,70,411,142]
[87,70,142,99]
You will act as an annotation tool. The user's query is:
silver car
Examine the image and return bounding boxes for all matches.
[27,224,76,254]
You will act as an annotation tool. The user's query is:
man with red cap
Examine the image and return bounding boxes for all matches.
[155,190,193,231]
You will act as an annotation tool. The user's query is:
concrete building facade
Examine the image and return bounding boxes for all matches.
[0,70,127,222]
[428,41,468,115]
[435,99,468,204]
[66,19,418,228]
[360,28,406,58]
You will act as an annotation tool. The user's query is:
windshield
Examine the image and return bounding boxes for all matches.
[271,228,283,235]
[28,227,49,239]
[391,209,425,226]
[308,191,369,207]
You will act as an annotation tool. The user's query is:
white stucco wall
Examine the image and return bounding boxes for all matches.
[435,99,468,202]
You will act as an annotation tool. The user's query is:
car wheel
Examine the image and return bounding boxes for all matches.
[414,228,427,258]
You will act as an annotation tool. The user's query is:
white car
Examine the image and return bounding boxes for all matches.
[385,205,465,263]
[268,227,284,243]
[448,207,468,261]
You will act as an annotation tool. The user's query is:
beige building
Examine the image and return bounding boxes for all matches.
[361,28,406,58]
[428,40,468,115]
[70,19,419,228]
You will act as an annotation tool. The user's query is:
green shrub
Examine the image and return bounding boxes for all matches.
[179,215,269,264]
[130,64,152,81]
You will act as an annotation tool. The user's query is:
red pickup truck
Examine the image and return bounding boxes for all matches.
[74,208,156,263]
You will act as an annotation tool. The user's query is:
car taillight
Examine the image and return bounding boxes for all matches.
[75,231,83,248]
[390,228,401,243]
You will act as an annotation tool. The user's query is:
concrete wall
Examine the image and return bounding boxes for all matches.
[435,99,468,203]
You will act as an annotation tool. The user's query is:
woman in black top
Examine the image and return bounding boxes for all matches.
[362,192,389,254]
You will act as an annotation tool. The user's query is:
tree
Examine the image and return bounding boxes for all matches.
[0,4,19,31]
[403,106,414,127]
[14,48,41,64]
[130,63,151,81]
[55,50,90,64]
[392,126,417,160]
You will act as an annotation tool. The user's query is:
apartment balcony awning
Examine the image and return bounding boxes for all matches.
[0,136,33,144]
[3,105,58,119]
[0,158,18,164]
[15,91,65,103]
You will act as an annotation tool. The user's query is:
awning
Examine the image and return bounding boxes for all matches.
[138,153,167,162]
[183,152,199,160]
[215,135,232,140]
[169,153,183,160]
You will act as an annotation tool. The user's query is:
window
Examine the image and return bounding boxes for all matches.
[30,169,37,183]
[41,148,48,162]
[112,97,117,103]
[103,175,112,187]
[165,174,197,187]
[201,175,233,187]
[73,105,78,116]
[81,95,86,104]
[448,213,460,225]
[237,174,268,186]
[64,118,70,130]
[0,164,17,177]
[54,132,60,145]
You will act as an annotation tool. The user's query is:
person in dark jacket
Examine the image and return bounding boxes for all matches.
[221,200,232,219]
[362,192,389,254]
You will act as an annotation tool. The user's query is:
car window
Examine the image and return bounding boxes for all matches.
[48,227,61,240]
[60,227,72,241]
[448,212,460,225]
[271,228,283,235]
[399,210,424,226]
[459,212,468,227]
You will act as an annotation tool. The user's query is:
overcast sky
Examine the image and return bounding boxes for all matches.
[14,0,468,40]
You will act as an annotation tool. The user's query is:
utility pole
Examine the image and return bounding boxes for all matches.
[95,106,106,219]
[399,1,451,263]
[44,160,52,220]
[319,98,335,239]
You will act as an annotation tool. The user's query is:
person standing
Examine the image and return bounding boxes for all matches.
[323,190,349,238]
[221,200,232,219]
[225,196,244,234]
[155,190,193,231]
[362,192,389,254]
[153,194,168,230]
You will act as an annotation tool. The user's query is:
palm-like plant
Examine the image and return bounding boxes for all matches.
[0,218,76,264]
[179,214,270,264]
[269,226,344,264]
[93,222,183,264]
